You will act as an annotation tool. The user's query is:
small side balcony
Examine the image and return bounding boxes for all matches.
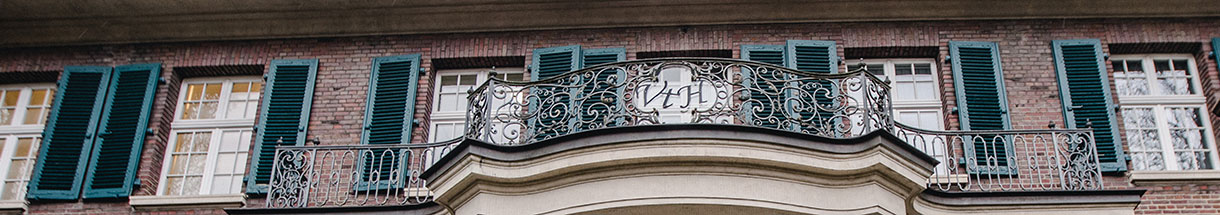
[261,58,1108,209]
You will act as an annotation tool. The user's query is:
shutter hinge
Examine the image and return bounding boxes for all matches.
[133,179,142,188]
[943,56,952,64]
[412,118,421,126]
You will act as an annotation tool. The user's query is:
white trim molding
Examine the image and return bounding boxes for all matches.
[129,194,246,210]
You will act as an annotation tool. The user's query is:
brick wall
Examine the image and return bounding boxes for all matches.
[1,17,1219,214]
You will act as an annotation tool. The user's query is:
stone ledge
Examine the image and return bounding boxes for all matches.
[1130,170,1220,184]
[129,194,245,210]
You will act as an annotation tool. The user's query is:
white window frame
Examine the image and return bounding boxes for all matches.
[157,76,260,196]
[845,58,944,129]
[429,68,524,142]
[0,83,55,203]
[1114,54,1220,171]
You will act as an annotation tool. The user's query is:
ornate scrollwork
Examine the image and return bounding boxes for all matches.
[466,58,893,145]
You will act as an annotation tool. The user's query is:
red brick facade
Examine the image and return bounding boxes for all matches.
[1,18,1219,214]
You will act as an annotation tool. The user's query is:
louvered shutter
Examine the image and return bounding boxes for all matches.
[363,54,421,145]
[246,59,318,193]
[530,45,581,141]
[576,48,626,131]
[784,40,839,135]
[359,54,421,187]
[741,45,787,129]
[949,41,1015,174]
[27,66,111,200]
[1052,39,1125,172]
[82,64,160,198]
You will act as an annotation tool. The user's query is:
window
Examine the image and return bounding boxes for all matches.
[430,68,524,142]
[0,84,53,201]
[159,77,261,195]
[848,59,947,174]
[1113,55,1219,171]
[846,59,943,130]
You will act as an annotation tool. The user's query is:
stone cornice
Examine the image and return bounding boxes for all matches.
[3,0,1219,47]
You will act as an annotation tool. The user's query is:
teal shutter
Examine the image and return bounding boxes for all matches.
[246,59,319,193]
[949,41,1015,173]
[784,40,839,135]
[82,63,160,198]
[27,66,112,200]
[740,45,786,129]
[1052,39,1125,172]
[530,45,581,141]
[576,48,626,130]
[358,54,421,188]
[362,54,421,145]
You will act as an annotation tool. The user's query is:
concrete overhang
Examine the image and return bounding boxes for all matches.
[422,124,939,214]
[3,0,1220,47]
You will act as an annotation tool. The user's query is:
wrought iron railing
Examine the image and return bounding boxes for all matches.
[466,58,893,145]
[261,58,1108,209]
[263,139,459,208]
[893,123,1105,192]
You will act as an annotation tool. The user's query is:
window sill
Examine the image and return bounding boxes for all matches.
[1130,170,1220,184]
[0,201,26,213]
[129,194,245,210]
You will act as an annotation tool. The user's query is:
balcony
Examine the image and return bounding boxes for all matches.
[262,58,1106,209]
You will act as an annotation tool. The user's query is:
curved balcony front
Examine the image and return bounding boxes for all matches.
[466,58,893,145]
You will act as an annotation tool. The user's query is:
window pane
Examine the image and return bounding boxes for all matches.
[211,175,232,194]
[1125,129,1161,151]
[1131,152,1165,171]
[1155,59,1194,95]
[225,101,246,119]
[440,75,458,86]
[5,161,25,180]
[1177,152,1214,170]
[22,107,47,125]
[181,176,202,195]
[169,155,188,175]
[15,138,33,157]
[1,183,21,200]
[1121,108,1157,128]
[895,64,913,75]
[186,84,205,101]
[215,154,236,173]
[231,82,250,100]
[2,90,19,106]
[459,74,477,85]
[198,102,218,119]
[181,103,199,120]
[203,83,222,100]
[505,73,524,81]
[1113,60,1149,96]
[913,63,932,75]
[29,89,48,105]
